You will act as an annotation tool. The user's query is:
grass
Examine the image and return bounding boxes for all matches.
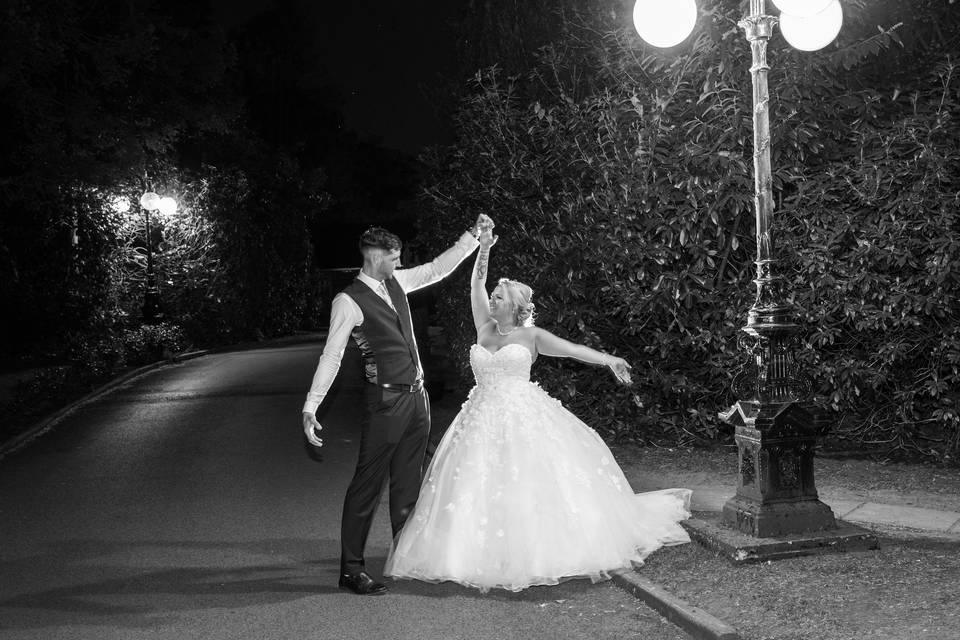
[609,443,960,639]
[640,534,960,640]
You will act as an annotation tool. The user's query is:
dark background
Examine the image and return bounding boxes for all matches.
[205,0,461,267]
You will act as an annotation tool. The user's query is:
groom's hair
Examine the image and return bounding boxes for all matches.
[359,227,402,254]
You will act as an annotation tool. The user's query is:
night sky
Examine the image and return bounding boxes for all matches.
[211,0,459,155]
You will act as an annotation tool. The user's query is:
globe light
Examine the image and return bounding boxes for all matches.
[632,0,698,49]
[140,191,161,211]
[772,0,834,19]
[157,196,178,217]
[779,0,843,51]
[110,196,130,214]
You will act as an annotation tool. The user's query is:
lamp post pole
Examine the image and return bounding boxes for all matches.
[139,192,163,324]
[142,204,161,323]
[717,0,835,537]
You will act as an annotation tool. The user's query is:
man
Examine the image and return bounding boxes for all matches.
[302,215,493,595]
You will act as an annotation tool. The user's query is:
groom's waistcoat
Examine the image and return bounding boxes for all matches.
[343,278,421,385]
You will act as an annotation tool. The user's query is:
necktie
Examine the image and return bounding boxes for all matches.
[379,281,420,379]
[377,282,396,311]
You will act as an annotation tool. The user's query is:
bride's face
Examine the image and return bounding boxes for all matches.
[489,286,514,321]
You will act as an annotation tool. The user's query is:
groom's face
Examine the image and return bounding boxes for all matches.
[376,249,402,280]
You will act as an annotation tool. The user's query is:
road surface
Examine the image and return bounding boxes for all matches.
[0,342,687,640]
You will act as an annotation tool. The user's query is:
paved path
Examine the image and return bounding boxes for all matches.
[683,486,960,539]
[0,343,687,640]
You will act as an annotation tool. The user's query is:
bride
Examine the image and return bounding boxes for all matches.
[384,225,691,593]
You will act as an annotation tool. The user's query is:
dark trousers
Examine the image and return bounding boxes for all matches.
[340,384,430,574]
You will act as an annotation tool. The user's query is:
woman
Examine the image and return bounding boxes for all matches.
[384,226,691,593]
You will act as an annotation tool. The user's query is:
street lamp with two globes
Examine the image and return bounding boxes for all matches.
[632,0,852,540]
[139,191,177,324]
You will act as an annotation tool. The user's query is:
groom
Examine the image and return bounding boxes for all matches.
[302,215,492,595]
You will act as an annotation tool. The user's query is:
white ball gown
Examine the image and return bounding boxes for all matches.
[384,342,692,593]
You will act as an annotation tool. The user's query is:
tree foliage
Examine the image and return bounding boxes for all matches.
[0,0,335,368]
[415,0,960,463]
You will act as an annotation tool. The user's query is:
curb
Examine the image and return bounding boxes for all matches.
[0,333,326,461]
[0,353,208,461]
[611,569,741,640]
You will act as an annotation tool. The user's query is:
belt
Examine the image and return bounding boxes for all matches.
[377,380,423,393]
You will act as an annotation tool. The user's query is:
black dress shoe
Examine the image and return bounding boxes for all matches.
[338,571,388,595]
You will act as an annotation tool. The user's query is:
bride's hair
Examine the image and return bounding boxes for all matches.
[498,278,536,327]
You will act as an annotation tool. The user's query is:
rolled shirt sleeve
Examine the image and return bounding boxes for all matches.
[393,232,479,293]
[302,293,362,414]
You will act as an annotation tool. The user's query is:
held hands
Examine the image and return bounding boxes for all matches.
[470,214,495,238]
[302,411,323,447]
[605,356,633,385]
[479,225,498,248]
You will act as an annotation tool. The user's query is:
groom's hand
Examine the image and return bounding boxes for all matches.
[472,213,494,235]
[303,411,323,447]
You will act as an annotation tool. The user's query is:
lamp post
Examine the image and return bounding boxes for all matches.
[633,0,845,537]
[138,192,176,324]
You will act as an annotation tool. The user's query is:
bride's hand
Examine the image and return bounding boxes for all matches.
[606,356,633,385]
[479,226,498,248]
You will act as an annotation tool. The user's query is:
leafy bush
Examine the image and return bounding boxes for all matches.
[0,0,329,368]
[414,0,960,463]
[122,323,190,366]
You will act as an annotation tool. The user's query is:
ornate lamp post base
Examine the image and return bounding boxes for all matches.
[682,513,879,565]
[720,400,836,537]
[723,496,835,538]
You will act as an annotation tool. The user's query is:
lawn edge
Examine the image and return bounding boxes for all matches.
[611,569,741,640]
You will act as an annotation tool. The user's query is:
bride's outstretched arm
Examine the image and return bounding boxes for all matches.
[470,227,497,331]
[534,328,633,384]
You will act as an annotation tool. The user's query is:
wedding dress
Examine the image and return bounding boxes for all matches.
[384,342,691,593]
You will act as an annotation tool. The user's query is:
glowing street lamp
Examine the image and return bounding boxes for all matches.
[157,196,178,217]
[771,0,834,19]
[633,0,846,539]
[139,191,175,324]
[110,196,131,214]
[779,1,843,51]
[632,0,698,49]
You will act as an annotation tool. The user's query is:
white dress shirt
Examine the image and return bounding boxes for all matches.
[303,232,479,414]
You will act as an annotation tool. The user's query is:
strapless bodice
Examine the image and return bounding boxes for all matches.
[470,343,532,386]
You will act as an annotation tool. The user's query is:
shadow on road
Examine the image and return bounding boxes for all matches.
[0,537,346,628]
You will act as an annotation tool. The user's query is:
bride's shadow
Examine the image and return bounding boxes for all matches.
[377,562,605,603]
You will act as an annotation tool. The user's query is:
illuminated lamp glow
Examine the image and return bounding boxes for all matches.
[772,0,834,18]
[140,192,161,211]
[779,0,843,51]
[111,196,130,214]
[632,0,698,49]
[157,197,178,217]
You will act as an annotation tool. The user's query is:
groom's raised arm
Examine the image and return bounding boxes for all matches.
[393,224,484,293]
[393,231,479,293]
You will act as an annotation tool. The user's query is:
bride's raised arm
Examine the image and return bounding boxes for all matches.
[470,227,497,331]
[534,329,633,385]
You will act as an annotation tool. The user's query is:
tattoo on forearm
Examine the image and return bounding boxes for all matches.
[476,248,490,280]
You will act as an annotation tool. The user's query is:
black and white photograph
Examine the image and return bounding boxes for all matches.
[1,1,958,639]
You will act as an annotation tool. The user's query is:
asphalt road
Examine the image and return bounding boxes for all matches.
[0,342,687,640]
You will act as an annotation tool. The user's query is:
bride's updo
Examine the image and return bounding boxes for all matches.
[498,278,536,327]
